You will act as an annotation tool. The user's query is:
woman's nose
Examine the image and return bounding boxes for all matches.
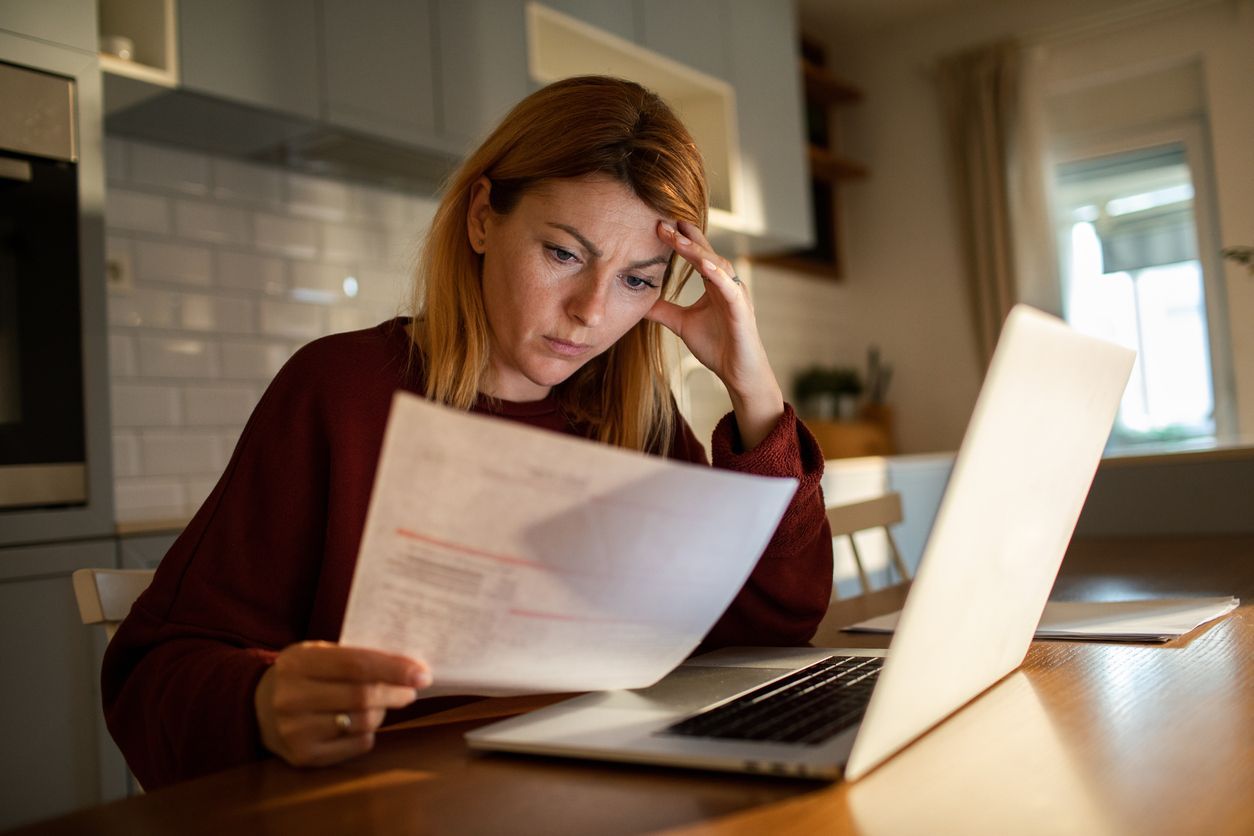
[566,273,610,327]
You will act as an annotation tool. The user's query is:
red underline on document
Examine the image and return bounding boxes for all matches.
[394,528,552,570]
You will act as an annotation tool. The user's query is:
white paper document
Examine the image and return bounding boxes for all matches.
[844,596,1241,643]
[339,392,798,697]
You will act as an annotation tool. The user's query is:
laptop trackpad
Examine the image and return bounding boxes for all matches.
[594,665,795,714]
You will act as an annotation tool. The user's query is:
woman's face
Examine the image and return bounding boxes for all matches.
[468,175,675,402]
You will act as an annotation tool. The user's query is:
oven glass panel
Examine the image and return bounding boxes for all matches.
[0,150,86,468]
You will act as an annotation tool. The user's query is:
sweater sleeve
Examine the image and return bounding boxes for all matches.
[673,404,833,647]
[101,345,334,790]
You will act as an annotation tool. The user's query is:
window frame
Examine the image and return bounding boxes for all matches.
[1050,117,1237,441]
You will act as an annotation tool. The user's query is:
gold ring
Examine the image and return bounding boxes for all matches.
[334,712,352,734]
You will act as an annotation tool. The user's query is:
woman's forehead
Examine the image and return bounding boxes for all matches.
[519,177,675,239]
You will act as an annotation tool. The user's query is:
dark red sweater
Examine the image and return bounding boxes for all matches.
[102,319,833,789]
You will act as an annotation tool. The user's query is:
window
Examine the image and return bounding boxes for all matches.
[1053,141,1227,444]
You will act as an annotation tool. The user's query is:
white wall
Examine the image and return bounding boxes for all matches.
[807,0,1254,452]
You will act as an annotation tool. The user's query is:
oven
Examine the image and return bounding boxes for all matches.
[0,60,87,509]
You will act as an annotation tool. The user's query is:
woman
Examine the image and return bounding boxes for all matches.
[103,76,833,789]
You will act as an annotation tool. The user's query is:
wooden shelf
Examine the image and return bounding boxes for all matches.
[808,146,868,183]
[803,62,862,107]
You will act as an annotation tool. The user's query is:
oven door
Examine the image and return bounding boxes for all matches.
[0,62,87,509]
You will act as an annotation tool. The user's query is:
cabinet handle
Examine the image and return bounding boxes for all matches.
[0,159,32,182]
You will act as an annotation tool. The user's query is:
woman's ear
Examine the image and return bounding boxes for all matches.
[466,176,492,255]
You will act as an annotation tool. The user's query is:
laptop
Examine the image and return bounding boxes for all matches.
[466,305,1135,780]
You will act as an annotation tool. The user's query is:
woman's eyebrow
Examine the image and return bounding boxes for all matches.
[547,222,670,270]
[548,223,602,258]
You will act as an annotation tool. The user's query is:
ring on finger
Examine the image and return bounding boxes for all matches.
[334,712,352,735]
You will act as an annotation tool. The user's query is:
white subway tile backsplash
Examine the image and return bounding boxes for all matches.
[327,306,379,335]
[183,385,259,426]
[216,250,287,295]
[353,264,410,305]
[213,157,284,205]
[220,339,295,380]
[103,137,453,524]
[183,477,219,512]
[112,432,142,478]
[259,300,325,340]
[107,288,181,329]
[321,224,383,265]
[114,478,187,523]
[141,430,224,476]
[350,186,409,226]
[111,383,182,427]
[135,239,213,286]
[180,293,255,334]
[290,261,354,303]
[109,334,137,377]
[286,173,350,221]
[129,142,210,194]
[137,336,219,378]
[107,188,171,234]
[104,137,128,182]
[175,199,251,245]
[254,212,319,259]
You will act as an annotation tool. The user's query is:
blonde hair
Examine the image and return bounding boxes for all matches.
[412,76,709,454]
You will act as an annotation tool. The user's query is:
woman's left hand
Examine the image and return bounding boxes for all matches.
[646,220,784,450]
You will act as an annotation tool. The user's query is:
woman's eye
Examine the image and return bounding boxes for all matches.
[546,245,578,264]
[621,274,659,291]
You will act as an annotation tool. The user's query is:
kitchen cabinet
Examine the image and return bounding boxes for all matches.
[117,530,179,569]
[0,539,128,831]
[637,0,729,80]
[718,0,811,251]
[435,0,534,148]
[320,0,439,147]
[178,0,321,120]
[0,0,97,54]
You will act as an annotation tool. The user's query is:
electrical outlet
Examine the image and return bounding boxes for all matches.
[106,252,134,292]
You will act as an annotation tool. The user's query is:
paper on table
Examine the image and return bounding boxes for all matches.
[843,596,1240,642]
[339,392,798,697]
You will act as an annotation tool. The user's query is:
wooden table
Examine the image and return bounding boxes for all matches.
[15,536,1254,836]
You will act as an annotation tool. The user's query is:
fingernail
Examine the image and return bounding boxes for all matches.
[662,224,690,246]
[702,258,719,274]
[411,669,432,688]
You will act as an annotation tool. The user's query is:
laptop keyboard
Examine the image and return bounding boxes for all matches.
[662,655,883,746]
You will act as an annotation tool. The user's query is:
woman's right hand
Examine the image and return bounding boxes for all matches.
[254,641,431,767]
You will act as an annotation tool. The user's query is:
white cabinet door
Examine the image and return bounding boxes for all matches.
[0,539,128,831]
[321,0,440,147]
[0,0,96,54]
[434,0,533,149]
[178,0,321,119]
[720,0,811,249]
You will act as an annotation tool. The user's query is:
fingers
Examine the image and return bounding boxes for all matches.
[271,678,420,713]
[258,642,434,770]
[278,641,431,688]
[644,297,684,335]
[657,221,745,306]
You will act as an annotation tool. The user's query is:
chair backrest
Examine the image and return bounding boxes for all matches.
[71,569,154,642]
[826,492,909,594]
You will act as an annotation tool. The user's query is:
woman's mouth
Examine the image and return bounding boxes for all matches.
[543,336,593,357]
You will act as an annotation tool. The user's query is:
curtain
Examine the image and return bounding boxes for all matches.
[937,40,1022,365]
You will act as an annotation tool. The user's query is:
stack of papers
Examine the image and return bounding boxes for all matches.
[844,596,1241,642]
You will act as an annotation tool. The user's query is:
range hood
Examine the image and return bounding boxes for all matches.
[104,78,463,194]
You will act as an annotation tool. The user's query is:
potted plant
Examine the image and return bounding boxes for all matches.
[794,365,864,421]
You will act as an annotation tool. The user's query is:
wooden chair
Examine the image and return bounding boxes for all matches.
[826,491,910,595]
[71,569,154,642]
